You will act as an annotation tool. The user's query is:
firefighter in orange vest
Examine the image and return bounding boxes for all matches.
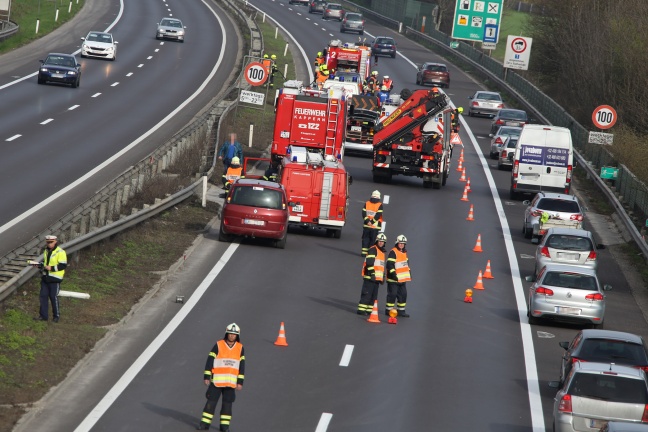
[451,106,463,133]
[361,190,383,256]
[222,157,244,190]
[314,51,326,67]
[196,323,245,431]
[316,64,330,88]
[381,75,393,92]
[262,54,272,75]
[357,232,387,315]
[385,235,412,317]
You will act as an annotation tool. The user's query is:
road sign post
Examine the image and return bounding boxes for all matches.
[451,0,504,43]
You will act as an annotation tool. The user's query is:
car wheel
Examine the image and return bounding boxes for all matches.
[360,30,364,35]
[432,181,441,190]
[509,187,519,200]
[442,169,448,186]
[37,76,45,85]
[468,110,474,117]
[489,152,497,160]
[391,53,396,58]
[80,53,86,58]
[71,78,79,88]
[275,234,287,249]
[497,162,504,170]
[218,225,232,242]
[423,180,432,189]
[340,28,345,33]
[527,309,539,325]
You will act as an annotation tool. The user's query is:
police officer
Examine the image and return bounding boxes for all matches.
[361,190,383,256]
[357,233,387,315]
[196,323,245,431]
[32,235,67,322]
[385,235,412,317]
[222,157,244,190]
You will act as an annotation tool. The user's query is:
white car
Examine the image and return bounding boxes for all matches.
[81,31,117,61]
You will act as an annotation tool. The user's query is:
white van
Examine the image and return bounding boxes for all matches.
[510,125,573,199]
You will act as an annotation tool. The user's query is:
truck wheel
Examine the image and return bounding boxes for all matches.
[442,169,448,186]
[400,88,412,99]
[327,229,342,239]
[275,234,287,249]
[423,180,432,189]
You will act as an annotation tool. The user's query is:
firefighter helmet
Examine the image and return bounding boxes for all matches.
[376,233,387,242]
[384,75,389,79]
[317,51,322,57]
[231,157,241,165]
[263,54,268,59]
[396,234,407,244]
[372,71,378,76]
[271,54,277,60]
[381,85,388,91]
[225,323,240,335]
[457,107,464,114]
[371,190,381,199]
[431,87,439,93]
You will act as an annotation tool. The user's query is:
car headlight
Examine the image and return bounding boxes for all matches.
[41,68,48,72]
[177,30,185,35]
[158,28,166,33]
[67,71,77,75]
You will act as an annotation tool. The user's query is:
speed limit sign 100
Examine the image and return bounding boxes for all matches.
[244,62,268,86]
[592,105,617,130]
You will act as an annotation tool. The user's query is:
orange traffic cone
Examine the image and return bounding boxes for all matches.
[367,300,380,323]
[460,186,469,202]
[274,322,288,346]
[459,148,465,163]
[473,234,483,252]
[456,157,464,172]
[473,270,485,290]
[466,177,472,193]
[466,204,475,221]
[459,167,467,182]
[464,288,473,303]
[483,260,494,279]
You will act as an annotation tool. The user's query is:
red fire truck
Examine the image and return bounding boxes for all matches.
[325,39,371,82]
[271,81,347,162]
[372,89,453,189]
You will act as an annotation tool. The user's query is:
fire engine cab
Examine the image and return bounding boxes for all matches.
[325,40,371,90]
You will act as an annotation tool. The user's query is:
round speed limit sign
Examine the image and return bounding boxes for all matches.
[244,62,268,86]
[592,105,617,129]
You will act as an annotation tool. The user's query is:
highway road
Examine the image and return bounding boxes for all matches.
[0,0,239,256]
[13,1,648,431]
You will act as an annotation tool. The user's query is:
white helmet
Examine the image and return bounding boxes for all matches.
[371,190,381,199]
[396,234,407,244]
[384,75,389,79]
[231,156,241,165]
[225,323,240,335]
[376,233,387,242]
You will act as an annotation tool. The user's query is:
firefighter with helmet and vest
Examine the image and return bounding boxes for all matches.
[382,75,393,92]
[316,64,330,89]
[269,54,279,88]
[386,235,412,317]
[314,51,326,67]
[222,157,244,191]
[361,190,383,256]
[363,70,379,96]
[357,232,387,315]
[451,106,463,133]
[196,323,245,431]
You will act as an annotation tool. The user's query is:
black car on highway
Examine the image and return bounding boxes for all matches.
[38,53,81,88]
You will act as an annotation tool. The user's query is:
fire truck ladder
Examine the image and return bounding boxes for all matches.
[358,50,369,78]
[376,96,447,148]
[324,97,341,157]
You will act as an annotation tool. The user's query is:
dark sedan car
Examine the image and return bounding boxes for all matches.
[489,108,528,135]
[38,53,81,88]
[372,36,396,58]
[416,62,450,87]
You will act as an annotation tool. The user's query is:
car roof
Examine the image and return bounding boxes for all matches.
[580,329,644,345]
[87,31,111,36]
[534,192,579,201]
[161,17,182,22]
[345,12,362,17]
[475,91,501,97]
[544,227,592,237]
[48,52,74,58]
[235,178,285,190]
[573,361,646,378]
[424,62,447,66]
[540,262,598,276]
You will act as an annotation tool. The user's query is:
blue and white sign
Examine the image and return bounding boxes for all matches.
[520,146,568,167]
[483,24,498,43]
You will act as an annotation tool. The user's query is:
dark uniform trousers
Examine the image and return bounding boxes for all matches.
[386,282,407,311]
[361,229,379,256]
[201,385,236,431]
[39,280,60,320]
[358,279,380,314]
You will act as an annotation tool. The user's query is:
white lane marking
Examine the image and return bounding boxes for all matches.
[74,243,240,432]
[126,72,133,76]
[321,27,326,31]
[155,49,159,52]
[520,254,534,259]
[315,413,333,432]
[383,195,390,205]
[92,93,101,97]
[68,105,80,111]
[40,119,54,125]
[329,33,333,37]
[339,345,353,367]
[0,0,227,236]
[314,22,318,26]
[147,56,153,60]
[297,12,301,16]
[537,332,555,338]
[111,82,119,87]
[6,134,21,141]
[137,64,144,68]
[306,17,310,21]
[159,42,165,45]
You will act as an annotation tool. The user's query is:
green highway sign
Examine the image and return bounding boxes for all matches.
[599,167,618,180]
[451,0,504,43]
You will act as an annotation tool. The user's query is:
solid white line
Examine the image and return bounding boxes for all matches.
[339,345,353,367]
[68,105,80,111]
[73,243,240,432]
[0,0,227,236]
[6,134,21,141]
[383,195,390,205]
[40,119,54,125]
[315,413,333,432]
[91,93,101,97]
[111,82,119,87]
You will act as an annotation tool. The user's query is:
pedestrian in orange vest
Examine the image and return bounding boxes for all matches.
[357,233,387,315]
[385,235,412,317]
[361,190,383,256]
[196,323,245,431]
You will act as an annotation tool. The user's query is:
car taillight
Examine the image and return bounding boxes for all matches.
[540,246,550,257]
[536,287,554,296]
[642,405,648,422]
[566,164,573,182]
[571,357,583,364]
[497,103,504,109]
[587,250,597,261]
[496,119,504,125]
[472,101,479,107]
[569,214,584,221]
[558,394,572,413]
[585,293,604,301]
[513,160,519,178]
[495,137,504,144]
[325,8,330,12]
[501,150,507,157]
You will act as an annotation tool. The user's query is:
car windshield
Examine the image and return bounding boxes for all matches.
[476,92,501,101]
[568,373,648,404]
[87,33,112,43]
[346,13,362,20]
[546,234,593,251]
[162,19,182,27]
[376,38,394,45]
[500,110,527,120]
[542,271,597,290]
[425,64,447,72]
[497,126,522,136]
[46,56,75,67]
[537,198,580,213]
[327,4,342,9]
[580,339,648,364]
[230,186,283,209]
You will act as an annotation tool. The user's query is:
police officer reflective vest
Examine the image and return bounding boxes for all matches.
[43,246,67,282]
[387,248,411,283]
[210,340,243,388]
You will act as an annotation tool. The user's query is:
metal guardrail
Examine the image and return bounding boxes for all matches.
[0,0,261,302]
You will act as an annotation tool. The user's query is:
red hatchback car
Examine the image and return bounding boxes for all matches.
[416,62,450,88]
[219,179,289,248]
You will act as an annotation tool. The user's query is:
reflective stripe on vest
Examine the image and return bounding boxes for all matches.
[225,167,243,181]
[211,340,243,388]
[392,249,411,283]
[43,247,66,281]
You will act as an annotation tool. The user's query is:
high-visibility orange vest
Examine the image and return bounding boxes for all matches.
[211,340,243,388]
[225,166,243,182]
[363,201,382,229]
[382,78,393,89]
[262,58,272,74]
[388,248,411,283]
[362,247,385,282]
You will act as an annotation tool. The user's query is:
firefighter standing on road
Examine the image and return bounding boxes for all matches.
[222,157,244,190]
[385,235,412,317]
[363,71,379,96]
[451,107,463,133]
[196,323,245,431]
[262,54,272,75]
[357,233,387,315]
[361,190,383,256]
[316,64,330,88]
